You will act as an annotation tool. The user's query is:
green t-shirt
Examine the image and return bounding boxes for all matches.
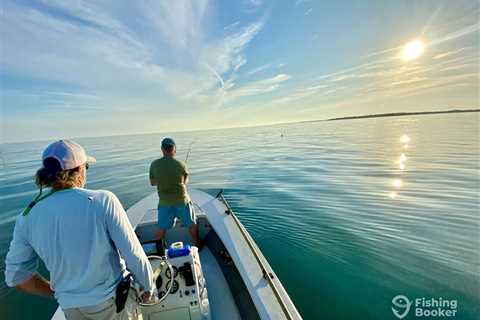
[149,156,190,206]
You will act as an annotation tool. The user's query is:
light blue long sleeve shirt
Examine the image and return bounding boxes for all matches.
[4,188,153,309]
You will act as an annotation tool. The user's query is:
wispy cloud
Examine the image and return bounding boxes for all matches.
[142,1,208,51]
[242,0,265,12]
[298,84,330,92]
[304,8,313,16]
[225,74,291,101]
[331,74,358,82]
[384,73,478,99]
[314,59,390,81]
[2,88,105,112]
[203,22,264,76]
[439,62,477,72]
[247,0,264,6]
[391,77,428,86]
[1,0,268,112]
[429,23,480,46]
[433,47,466,59]
[295,0,310,6]
[247,63,273,75]
[224,21,240,31]
[366,46,402,58]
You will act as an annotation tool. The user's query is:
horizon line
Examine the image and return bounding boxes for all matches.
[1,107,478,145]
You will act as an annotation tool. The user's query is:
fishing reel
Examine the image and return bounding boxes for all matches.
[134,255,175,306]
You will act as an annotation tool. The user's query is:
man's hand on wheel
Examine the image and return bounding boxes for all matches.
[142,292,152,303]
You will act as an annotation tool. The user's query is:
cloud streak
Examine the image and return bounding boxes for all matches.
[225,74,291,102]
[433,48,466,60]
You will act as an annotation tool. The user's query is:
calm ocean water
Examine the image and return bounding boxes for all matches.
[0,113,479,319]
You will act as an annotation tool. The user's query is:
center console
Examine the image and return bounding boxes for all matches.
[140,242,211,320]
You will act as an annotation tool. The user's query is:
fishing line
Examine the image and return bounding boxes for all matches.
[185,139,196,164]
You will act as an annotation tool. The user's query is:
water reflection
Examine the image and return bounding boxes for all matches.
[393,179,403,188]
[388,135,412,199]
[401,134,411,144]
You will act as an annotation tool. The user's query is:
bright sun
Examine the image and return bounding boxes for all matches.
[401,40,424,61]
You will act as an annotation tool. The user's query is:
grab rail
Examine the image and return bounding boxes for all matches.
[215,190,295,320]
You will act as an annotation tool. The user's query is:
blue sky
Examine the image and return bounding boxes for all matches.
[1,0,478,142]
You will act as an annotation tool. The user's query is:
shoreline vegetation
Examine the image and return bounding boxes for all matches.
[326,108,479,122]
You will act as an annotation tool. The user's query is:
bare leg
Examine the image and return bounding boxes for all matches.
[156,229,166,241]
[188,224,203,249]
[155,229,167,255]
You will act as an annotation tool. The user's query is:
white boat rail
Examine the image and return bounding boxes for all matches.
[215,190,296,320]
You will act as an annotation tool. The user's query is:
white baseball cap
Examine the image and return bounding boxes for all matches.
[42,139,96,170]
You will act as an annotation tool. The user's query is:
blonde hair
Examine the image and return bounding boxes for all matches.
[35,157,84,190]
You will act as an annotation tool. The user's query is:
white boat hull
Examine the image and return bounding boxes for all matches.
[52,189,302,320]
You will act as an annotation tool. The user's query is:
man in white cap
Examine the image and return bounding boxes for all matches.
[4,139,153,320]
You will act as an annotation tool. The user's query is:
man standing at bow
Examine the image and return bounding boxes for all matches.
[149,138,201,251]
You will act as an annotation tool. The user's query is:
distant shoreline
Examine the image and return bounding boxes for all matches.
[327,109,480,122]
[2,108,478,145]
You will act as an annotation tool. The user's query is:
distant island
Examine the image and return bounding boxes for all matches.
[327,109,479,121]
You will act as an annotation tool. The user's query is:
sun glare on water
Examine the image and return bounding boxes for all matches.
[393,179,403,188]
[400,134,411,144]
[401,40,424,61]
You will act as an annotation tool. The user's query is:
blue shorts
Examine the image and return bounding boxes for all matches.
[157,202,196,230]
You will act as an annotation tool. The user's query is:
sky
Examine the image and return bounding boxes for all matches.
[1,0,479,142]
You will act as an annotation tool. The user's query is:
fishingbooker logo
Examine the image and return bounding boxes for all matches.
[392,295,412,319]
[391,295,458,318]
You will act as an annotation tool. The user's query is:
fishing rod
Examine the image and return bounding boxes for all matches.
[185,139,196,164]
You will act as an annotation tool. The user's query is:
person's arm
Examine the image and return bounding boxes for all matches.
[149,163,156,186]
[104,192,154,293]
[183,162,189,184]
[150,177,156,186]
[4,216,53,298]
[15,273,54,298]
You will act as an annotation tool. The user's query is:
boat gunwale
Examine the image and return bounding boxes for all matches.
[215,190,297,320]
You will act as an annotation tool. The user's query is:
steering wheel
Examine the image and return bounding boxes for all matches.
[136,255,175,306]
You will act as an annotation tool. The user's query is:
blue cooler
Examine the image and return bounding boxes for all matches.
[167,242,191,258]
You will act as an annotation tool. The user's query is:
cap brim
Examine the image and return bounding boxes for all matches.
[86,155,97,164]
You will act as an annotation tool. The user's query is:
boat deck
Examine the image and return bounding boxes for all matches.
[135,201,260,320]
